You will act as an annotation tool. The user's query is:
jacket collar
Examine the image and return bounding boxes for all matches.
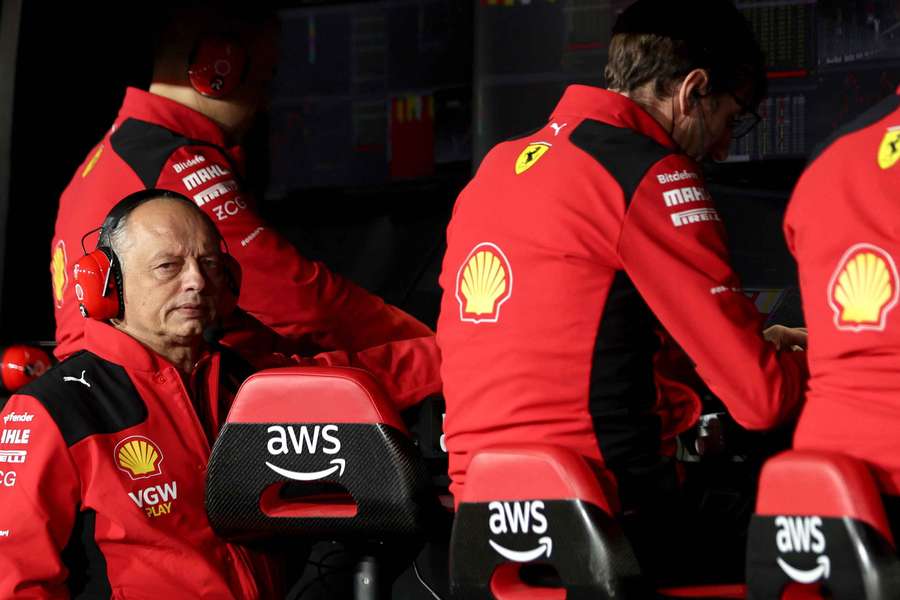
[550,85,678,150]
[117,87,229,149]
[83,319,213,374]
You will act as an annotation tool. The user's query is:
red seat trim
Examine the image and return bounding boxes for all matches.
[756,450,893,545]
[460,444,616,513]
[226,366,407,433]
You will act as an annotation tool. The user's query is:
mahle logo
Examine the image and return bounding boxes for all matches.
[265,425,345,481]
[487,500,552,562]
[775,516,830,584]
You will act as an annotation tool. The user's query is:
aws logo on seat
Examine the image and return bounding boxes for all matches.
[775,516,830,584]
[265,425,345,481]
[487,500,552,562]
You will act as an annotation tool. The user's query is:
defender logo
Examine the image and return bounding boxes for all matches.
[265,425,346,481]
[657,169,698,184]
[181,164,229,190]
[172,154,206,174]
[3,412,33,425]
[775,516,830,584]
[487,500,553,562]
[128,481,178,518]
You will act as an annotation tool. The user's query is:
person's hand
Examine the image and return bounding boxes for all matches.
[763,325,807,351]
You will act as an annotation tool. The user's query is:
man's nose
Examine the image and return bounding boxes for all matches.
[181,259,207,291]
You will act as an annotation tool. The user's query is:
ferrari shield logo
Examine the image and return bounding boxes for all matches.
[877,128,900,170]
[515,142,551,175]
[828,243,899,332]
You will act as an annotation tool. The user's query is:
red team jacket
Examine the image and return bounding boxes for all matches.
[50,87,432,360]
[437,85,808,507]
[0,319,442,597]
[786,87,900,495]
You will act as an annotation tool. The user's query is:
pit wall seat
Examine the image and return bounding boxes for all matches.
[746,450,900,599]
[205,366,440,598]
[449,444,747,599]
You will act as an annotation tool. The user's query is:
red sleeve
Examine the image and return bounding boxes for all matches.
[245,336,442,412]
[618,154,807,430]
[156,145,433,352]
[0,396,80,598]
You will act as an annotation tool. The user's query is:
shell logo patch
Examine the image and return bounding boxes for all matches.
[515,142,551,175]
[51,240,67,308]
[115,436,164,480]
[82,144,103,178]
[456,242,513,324]
[828,243,899,332]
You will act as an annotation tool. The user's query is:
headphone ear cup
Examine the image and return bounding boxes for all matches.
[72,248,122,321]
[187,36,248,99]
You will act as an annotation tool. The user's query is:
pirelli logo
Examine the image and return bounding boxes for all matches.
[671,208,720,227]
[662,186,709,207]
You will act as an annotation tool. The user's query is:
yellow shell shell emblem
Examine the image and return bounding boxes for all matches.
[50,240,67,308]
[515,142,551,175]
[878,129,900,170]
[82,144,103,178]
[115,436,164,480]
[828,243,899,332]
[455,242,513,323]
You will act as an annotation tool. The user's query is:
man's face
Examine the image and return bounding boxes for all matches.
[675,92,746,162]
[116,200,226,349]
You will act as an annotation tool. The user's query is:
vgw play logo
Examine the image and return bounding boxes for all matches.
[487,500,553,562]
[775,516,830,584]
[265,425,345,481]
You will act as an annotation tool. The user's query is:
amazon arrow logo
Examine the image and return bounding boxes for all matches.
[777,555,830,584]
[489,536,553,562]
[265,424,345,481]
[266,458,346,481]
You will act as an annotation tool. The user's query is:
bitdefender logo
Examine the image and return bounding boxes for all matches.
[774,516,830,584]
[3,412,34,425]
[487,500,553,562]
[265,425,345,481]
[656,169,699,184]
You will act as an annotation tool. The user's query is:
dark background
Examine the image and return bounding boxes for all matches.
[2,0,900,344]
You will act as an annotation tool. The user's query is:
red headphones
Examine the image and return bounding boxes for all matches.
[187,35,249,99]
[0,345,52,392]
[72,189,241,322]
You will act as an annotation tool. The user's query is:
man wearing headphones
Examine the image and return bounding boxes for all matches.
[0,190,441,596]
[50,4,433,362]
[436,0,807,582]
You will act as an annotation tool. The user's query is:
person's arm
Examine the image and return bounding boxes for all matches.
[618,154,807,430]
[245,336,442,412]
[0,396,80,598]
[157,145,433,352]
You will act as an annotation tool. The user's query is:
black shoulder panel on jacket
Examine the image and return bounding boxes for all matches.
[19,351,147,447]
[570,119,673,206]
[808,93,900,165]
[110,118,195,189]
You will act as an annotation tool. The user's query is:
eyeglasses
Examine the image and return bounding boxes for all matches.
[727,91,762,139]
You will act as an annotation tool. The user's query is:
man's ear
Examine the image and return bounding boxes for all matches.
[678,68,711,116]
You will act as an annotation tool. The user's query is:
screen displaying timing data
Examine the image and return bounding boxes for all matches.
[472,0,900,165]
[728,0,900,162]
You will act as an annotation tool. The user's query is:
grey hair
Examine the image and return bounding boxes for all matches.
[106,213,134,270]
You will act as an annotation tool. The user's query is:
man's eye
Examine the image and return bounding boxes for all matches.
[156,263,178,273]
